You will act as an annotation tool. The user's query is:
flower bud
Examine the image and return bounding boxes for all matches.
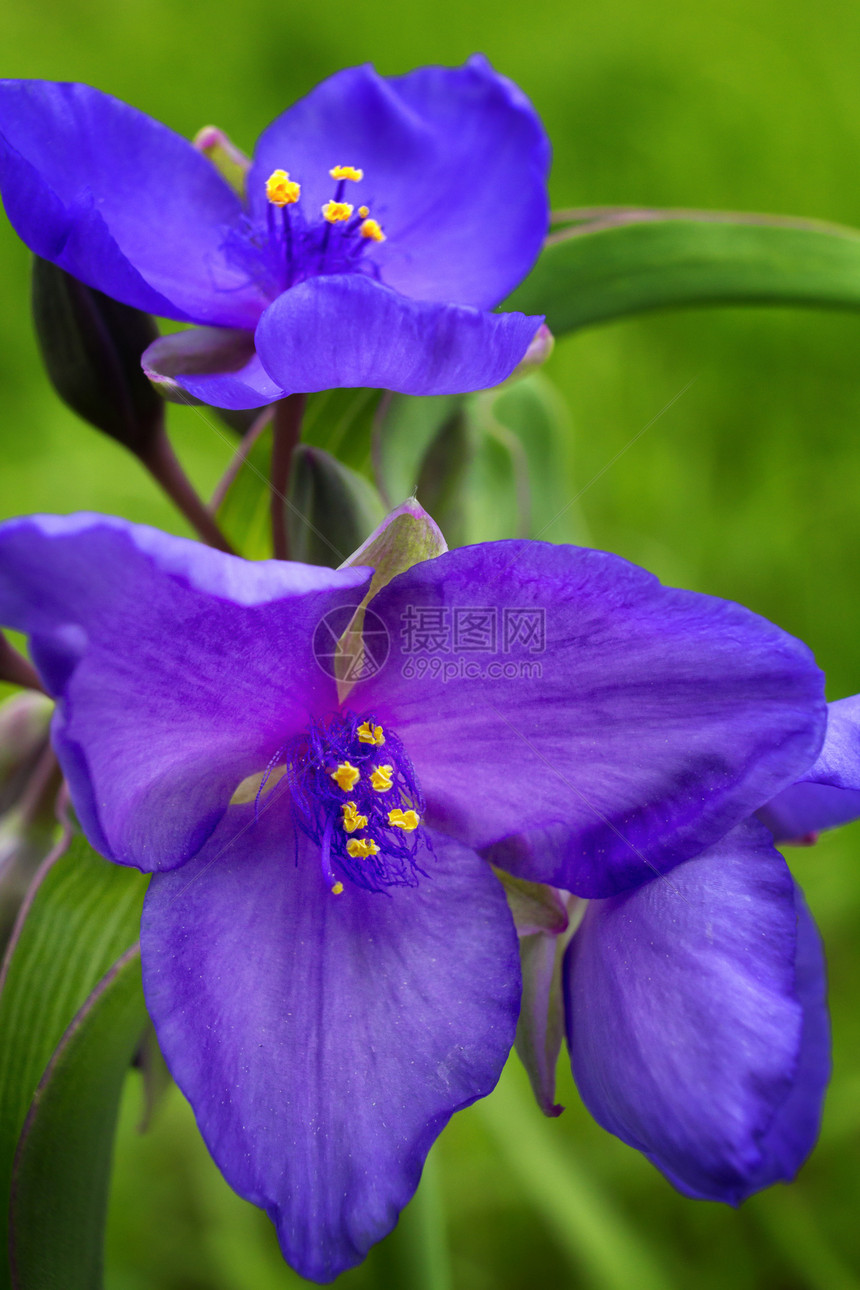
[503,322,555,384]
[31,256,162,457]
[286,445,385,568]
[193,125,250,200]
[0,691,53,816]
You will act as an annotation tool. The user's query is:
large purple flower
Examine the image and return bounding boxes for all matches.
[0,59,548,410]
[0,514,833,1278]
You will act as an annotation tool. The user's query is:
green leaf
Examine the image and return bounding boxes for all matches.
[508,213,860,335]
[373,393,463,506]
[9,946,147,1290]
[0,831,145,1290]
[479,1062,671,1290]
[214,418,275,561]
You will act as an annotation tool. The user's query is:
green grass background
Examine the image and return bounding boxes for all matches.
[2,0,860,1286]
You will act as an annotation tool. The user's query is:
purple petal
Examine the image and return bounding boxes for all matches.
[759,782,860,843]
[357,541,825,897]
[759,695,860,841]
[0,514,371,870]
[143,327,286,410]
[249,57,549,310]
[141,801,519,1282]
[563,820,829,1203]
[255,275,542,397]
[0,80,266,327]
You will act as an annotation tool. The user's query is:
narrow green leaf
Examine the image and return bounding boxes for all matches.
[0,832,145,1290]
[373,393,463,506]
[508,214,860,335]
[214,420,274,561]
[479,1062,671,1290]
[9,946,147,1290]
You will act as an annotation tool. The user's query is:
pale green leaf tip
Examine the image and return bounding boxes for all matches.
[338,497,448,577]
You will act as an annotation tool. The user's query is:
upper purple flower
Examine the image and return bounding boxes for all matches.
[0,514,833,1278]
[0,59,549,409]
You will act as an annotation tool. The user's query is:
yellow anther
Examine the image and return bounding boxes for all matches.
[331,762,360,792]
[347,837,380,858]
[358,205,370,218]
[266,169,301,206]
[389,808,420,832]
[360,218,386,243]
[341,802,368,833]
[370,764,394,793]
[357,721,385,746]
[322,200,354,223]
[331,881,344,896]
[329,165,364,182]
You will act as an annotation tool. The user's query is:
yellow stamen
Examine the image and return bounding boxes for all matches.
[322,200,354,223]
[370,765,394,793]
[331,762,360,792]
[358,205,370,218]
[347,837,380,858]
[331,881,344,896]
[389,808,420,832]
[329,165,364,182]
[266,169,301,206]
[341,802,368,833]
[360,218,385,243]
[357,721,385,745]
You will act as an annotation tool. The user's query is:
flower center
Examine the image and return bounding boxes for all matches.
[263,161,386,289]
[281,710,426,896]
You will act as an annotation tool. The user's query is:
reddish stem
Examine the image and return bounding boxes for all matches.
[0,636,46,694]
[139,425,236,555]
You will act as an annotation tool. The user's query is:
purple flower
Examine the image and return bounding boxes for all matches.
[758,695,860,842]
[0,59,548,410]
[0,514,833,1279]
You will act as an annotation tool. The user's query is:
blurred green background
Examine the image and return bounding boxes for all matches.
[3,0,860,1286]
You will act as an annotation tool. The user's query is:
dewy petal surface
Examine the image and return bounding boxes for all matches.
[142,800,520,1282]
[0,80,266,327]
[563,820,829,1203]
[759,694,860,840]
[0,514,371,870]
[143,327,287,410]
[255,275,542,397]
[249,57,550,310]
[357,541,826,897]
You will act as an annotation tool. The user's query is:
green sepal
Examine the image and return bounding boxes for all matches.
[335,499,448,700]
[494,869,586,1119]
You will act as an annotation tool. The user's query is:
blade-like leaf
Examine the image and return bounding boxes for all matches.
[9,946,147,1290]
[0,832,145,1290]
[508,213,860,335]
